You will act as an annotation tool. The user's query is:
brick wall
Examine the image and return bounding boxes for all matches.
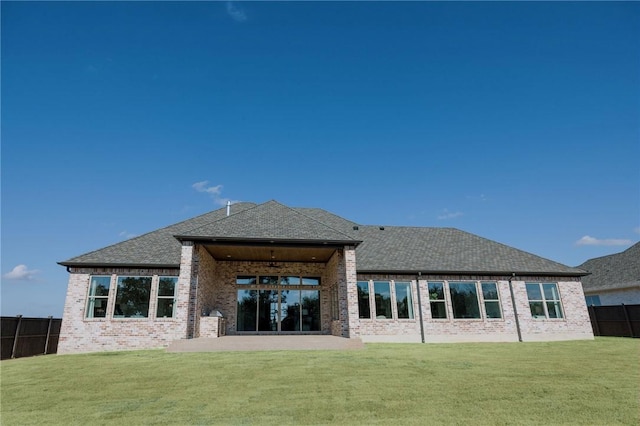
[350,274,593,343]
[58,267,187,354]
[59,246,593,353]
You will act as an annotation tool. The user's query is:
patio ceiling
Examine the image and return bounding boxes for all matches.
[203,244,337,263]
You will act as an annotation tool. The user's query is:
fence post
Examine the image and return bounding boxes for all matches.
[44,316,53,354]
[621,304,633,337]
[589,305,600,336]
[11,315,23,359]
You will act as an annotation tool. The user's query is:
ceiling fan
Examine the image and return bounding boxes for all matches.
[268,250,281,268]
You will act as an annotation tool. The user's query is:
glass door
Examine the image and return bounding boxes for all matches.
[236,276,322,333]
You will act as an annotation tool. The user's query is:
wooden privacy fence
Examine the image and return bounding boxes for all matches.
[588,304,640,338]
[1,316,62,360]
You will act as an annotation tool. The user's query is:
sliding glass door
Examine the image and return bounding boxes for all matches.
[236,288,320,333]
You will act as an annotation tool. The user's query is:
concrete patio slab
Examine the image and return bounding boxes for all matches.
[166,335,364,352]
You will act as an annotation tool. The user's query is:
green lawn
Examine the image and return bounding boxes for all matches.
[1,338,638,425]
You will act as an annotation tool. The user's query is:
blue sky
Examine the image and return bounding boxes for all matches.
[2,1,639,318]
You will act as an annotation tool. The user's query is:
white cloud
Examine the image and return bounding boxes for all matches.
[575,235,633,246]
[192,181,223,195]
[119,231,137,239]
[437,209,464,220]
[226,1,247,22]
[192,181,240,207]
[3,264,39,281]
[634,227,640,235]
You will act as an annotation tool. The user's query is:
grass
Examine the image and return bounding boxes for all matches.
[1,337,638,425]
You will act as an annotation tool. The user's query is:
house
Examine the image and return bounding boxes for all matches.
[578,242,640,306]
[57,200,593,354]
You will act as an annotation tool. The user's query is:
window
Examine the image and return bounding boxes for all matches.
[114,276,152,318]
[585,295,601,306]
[259,276,279,285]
[526,283,564,319]
[281,276,300,285]
[157,277,177,318]
[86,276,110,318]
[449,282,481,319]
[301,277,320,286]
[395,282,414,319]
[237,276,257,285]
[481,282,502,319]
[428,282,447,319]
[357,281,371,319]
[373,281,392,319]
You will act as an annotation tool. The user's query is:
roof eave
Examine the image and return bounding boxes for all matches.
[356,269,588,277]
[58,261,180,269]
[173,235,362,247]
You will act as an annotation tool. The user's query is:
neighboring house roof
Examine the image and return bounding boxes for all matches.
[59,200,585,276]
[577,242,640,293]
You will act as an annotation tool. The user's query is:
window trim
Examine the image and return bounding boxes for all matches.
[357,280,416,321]
[156,276,178,319]
[85,275,112,320]
[448,281,482,320]
[427,280,504,321]
[526,282,564,320]
[113,275,153,319]
[480,281,503,319]
[428,281,448,320]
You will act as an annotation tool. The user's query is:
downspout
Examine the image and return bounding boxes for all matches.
[508,273,523,342]
[416,272,426,343]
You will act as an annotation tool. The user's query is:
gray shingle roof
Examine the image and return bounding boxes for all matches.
[60,200,585,276]
[59,202,257,267]
[175,200,360,243]
[577,242,640,292]
[353,226,585,275]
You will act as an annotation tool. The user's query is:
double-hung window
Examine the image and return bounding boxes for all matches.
[428,282,447,319]
[481,282,502,319]
[157,277,178,318]
[86,276,111,318]
[526,283,564,319]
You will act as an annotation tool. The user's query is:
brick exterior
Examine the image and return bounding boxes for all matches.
[349,274,593,343]
[57,268,186,354]
[59,246,593,354]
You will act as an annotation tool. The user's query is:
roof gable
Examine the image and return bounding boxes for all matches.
[175,200,360,243]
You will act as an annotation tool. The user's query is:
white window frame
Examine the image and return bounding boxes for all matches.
[156,276,178,318]
[525,282,564,319]
[480,281,503,319]
[357,280,415,321]
[85,275,112,319]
